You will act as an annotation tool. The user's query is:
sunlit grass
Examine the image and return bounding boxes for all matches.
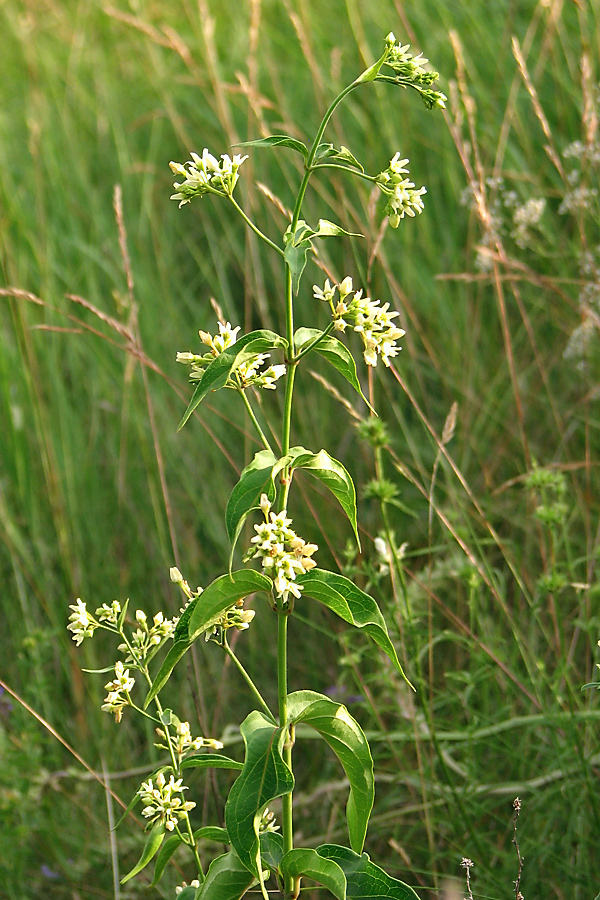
[1,0,599,897]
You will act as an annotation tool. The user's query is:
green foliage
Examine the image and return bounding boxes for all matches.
[224,711,293,877]
[287,691,374,853]
[297,569,413,687]
[196,851,257,900]
[178,330,288,429]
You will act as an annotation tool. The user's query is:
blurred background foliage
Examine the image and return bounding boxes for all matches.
[1,0,600,897]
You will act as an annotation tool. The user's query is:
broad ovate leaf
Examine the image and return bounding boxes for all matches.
[178,330,288,430]
[280,848,347,900]
[196,850,258,900]
[287,690,374,853]
[225,711,293,878]
[297,569,414,690]
[260,831,284,871]
[317,844,419,900]
[283,446,359,547]
[294,327,374,413]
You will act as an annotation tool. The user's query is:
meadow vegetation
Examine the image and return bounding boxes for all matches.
[1,0,600,898]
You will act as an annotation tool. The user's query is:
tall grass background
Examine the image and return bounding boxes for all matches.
[1,0,599,897]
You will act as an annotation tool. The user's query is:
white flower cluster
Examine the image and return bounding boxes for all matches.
[139,772,196,831]
[101,661,135,723]
[237,353,287,390]
[177,320,286,391]
[376,153,427,228]
[170,149,248,207]
[258,807,280,834]
[156,720,223,762]
[244,494,317,605]
[205,600,256,643]
[512,197,546,248]
[176,881,200,896]
[67,598,97,645]
[313,277,406,367]
[118,609,177,664]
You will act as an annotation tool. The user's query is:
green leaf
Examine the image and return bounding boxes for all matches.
[226,450,277,567]
[177,330,288,430]
[176,887,198,900]
[287,691,373,854]
[259,831,284,871]
[234,135,308,159]
[355,45,389,85]
[283,446,359,548]
[117,597,129,630]
[196,850,258,900]
[284,220,319,294]
[312,218,362,239]
[315,142,336,160]
[144,570,272,707]
[280,848,347,900]
[195,825,231,843]
[297,569,414,690]
[224,710,293,877]
[81,665,116,674]
[121,822,165,884]
[150,831,183,887]
[284,238,312,296]
[294,327,375,413]
[317,844,419,900]
[151,826,226,888]
[334,146,364,172]
[143,639,192,707]
[313,144,364,172]
[181,753,243,771]
[188,570,273,638]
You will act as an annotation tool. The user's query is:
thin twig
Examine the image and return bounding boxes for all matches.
[512,797,525,900]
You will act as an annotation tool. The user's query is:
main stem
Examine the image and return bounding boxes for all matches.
[276,78,362,897]
[278,611,294,898]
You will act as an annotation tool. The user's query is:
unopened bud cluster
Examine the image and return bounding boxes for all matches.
[381,34,447,109]
[118,609,177,664]
[170,149,248,207]
[139,772,196,831]
[177,320,286,391]
[313,277,405,367]
[155,719,223,762]
[244,494,318,605]
[376,153,427,227]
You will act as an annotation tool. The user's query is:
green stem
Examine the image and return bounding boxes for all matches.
[312,162,377,184]
[223,638,277,724]
[293,320,336,362]
[229,196,284,257]
[274,79,364,899]
[238,388,273,453]
[278,611,294,896]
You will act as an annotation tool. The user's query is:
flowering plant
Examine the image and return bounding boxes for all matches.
[69,32,444,900]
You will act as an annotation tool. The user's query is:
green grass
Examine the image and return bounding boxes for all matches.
[1,0,600,897]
